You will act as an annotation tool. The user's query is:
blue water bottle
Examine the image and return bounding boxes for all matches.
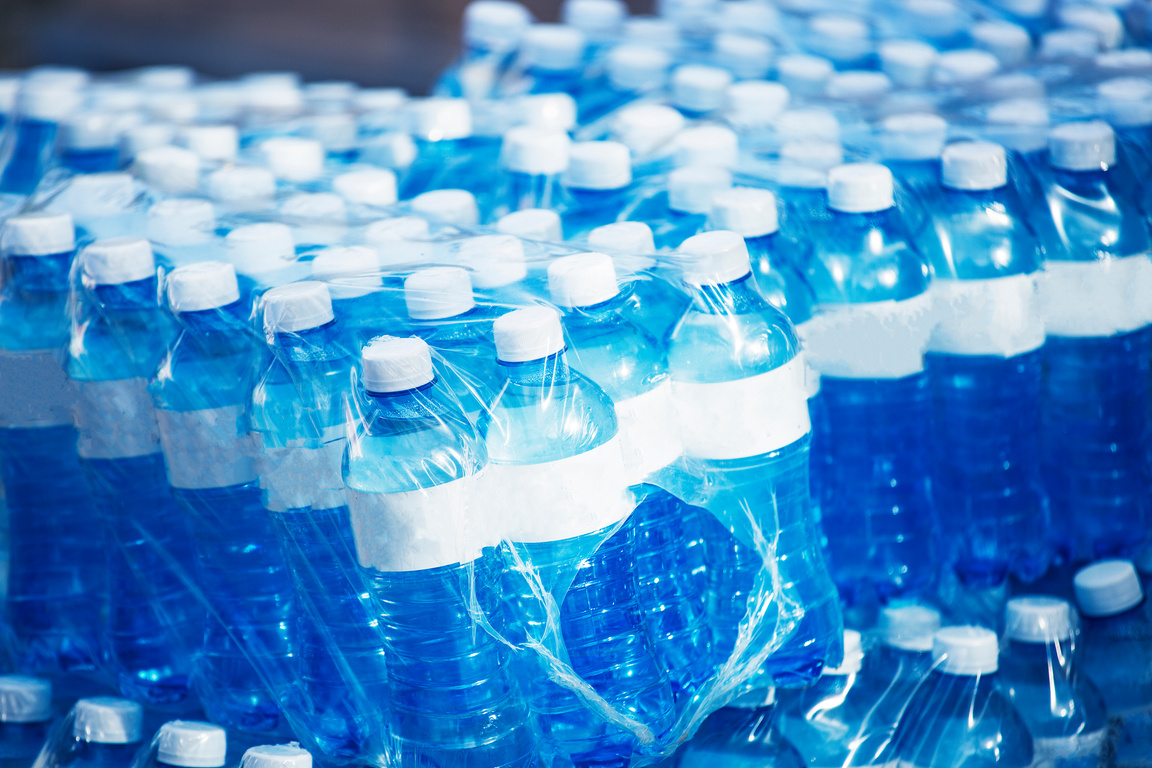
[577,44,670,125]
[309,246,395,351]
[1,80,83,194]
[516,24,587,95]
[560,141,633,240]
[436,0,532,100]
[69,698,144,768]
[868,603,943,727]
[678,690,804,768]
[499,127,571,215]
[59,114,123,175]
[0,676,52,768]
[624,166,733,250]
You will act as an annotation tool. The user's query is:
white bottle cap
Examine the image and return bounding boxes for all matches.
[332,169,398,207]
[262,281,334,334]
[135,64,194,90]
[494,306,565,362]
[24,65,89,91]
[355,87,407,113]
[624,16,680,48]
[522,24,587,71]
[668,165,733,214]
[457,234,528,288]
[81,237,156,285]
[716,0,780,36]
[226,223,296,278]
[0,78,20,113]
[242,70,301,89]
[879,40,939,88]
[777,54,834,96]
[726,81,790,127]
[405,266,476,320]
[304,80,357,111]
[311,245,382,299]
[195,83,245,122]
[363,132,418,170]
[879,603,942,652]
[824,630,864,675]
[146,92,200,124]
[257,137,324,183]
[1096,49,1152,72]
[563,0,625,36]
[1048,120,1116,171]
[710,187,779,238]
[464,0,532,50]
[942,141,1008,191]
[934,49,1000,84]
[1098,77,1152,128]
[299,113,357,153]
[123,123,176,160]
[548,252,619,307]
[932,626,999,676]
[880,112,948,161]
[776,107,840,144]
[566,141,632,190]
[410,189,480,226]
[971,21,1032,66]
[827,71,893,100]
[147,199,216,246]
[18,83,84,123]
[501,127,571,175]
[517,93,577,132]
[827,163,894,213]
[588,221,656,254]
[496,208,562,241]
[1059,5,1123,50]
[73,697,143,744]
[1005,596,1074,643]
[807,14,872,64]
[984,73,1047,101]
[1074,559,1145,617]
[674,125,739,168]
[135,145,201,195]
[246,82,302,115]
[156,721,227,768]
[714,34,774,80]
[167,261,240,312]
[904,0,964,37]
[985,98,1051,154]
[612,103,685,155]
[408,98,473,142]
[607,45,671,92]
[1040,29,1099,59]
[60,112,120,150]
[205,166,276,205]
[178,125,238,162]
[0,676,51,723]
[678,230,752,286]
[2,212,76,256]
[672,64,734,114]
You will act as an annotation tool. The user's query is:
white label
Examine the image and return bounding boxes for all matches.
[74,378,161,459]
[615,381,683,483]
[156,405,257,489]
[928,275,1046,357]
[0,349,74,428]
[256,425,346,512]
[805,292,936,379]
[1039,255,1152,338]
[1032,730,1108,768]
[477,437,632,544]
[672,356,810,461]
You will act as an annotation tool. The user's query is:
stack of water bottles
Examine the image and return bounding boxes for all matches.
[1,0,1152,765]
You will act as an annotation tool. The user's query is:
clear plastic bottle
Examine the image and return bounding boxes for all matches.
[0,80,84,194]
[151,721,227,768]
[678,690,804,768]
[69,698,144,768]
[343,336,538,768]
[309,245,395,352]
[516,24,588,95]
[561,141,633,240]
[577,45,671,125]
[866,603,943,730]
[59,113,123,175]
[498,127,571,216]
[623,165,733,250]
[0,676,52,768]
[401,99,501,205]
[435,0,532,100]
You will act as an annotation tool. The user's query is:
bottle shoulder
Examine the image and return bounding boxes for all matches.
[807,211,931,304]
[919,189,1043,280]
[1038,170,1152,261]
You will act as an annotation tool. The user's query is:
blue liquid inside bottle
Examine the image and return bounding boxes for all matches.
[0,675,53,768]
[562,187,630,241]
[61,148,121,175]
[0,117,59,195]
[623,188,711,251]
[677,695,804,768]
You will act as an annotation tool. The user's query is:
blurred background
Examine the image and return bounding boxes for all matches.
[0,0,656,94]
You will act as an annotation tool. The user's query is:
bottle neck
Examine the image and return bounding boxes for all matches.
[499,349,572,387]
[688,271,767,315]
[271,321,349,364]
[89,277,162,312]
[5,252,74,294]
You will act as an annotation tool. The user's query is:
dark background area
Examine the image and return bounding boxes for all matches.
[0,0,656,95]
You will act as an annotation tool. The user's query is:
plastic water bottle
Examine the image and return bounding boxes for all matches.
[624,165,733,250]
[278,193,348,251]
[670,65,733,120]
[1,81,84,194]
[496,208,562,242]
[204,166,277,215]
[866,603,943,728]
[1001,596,1110,766]
[224,223,306,297]
[68,237,201,708]
[46,172,147,243]
[482,306,675,765]
[330,168,399,215]
[436,0,532,100]
[454,234,532,303]
[669,230,841,689]
[547,252,712,704]
[0,212,104,678]
[610,104,684,176]
[803,163,938,614]
[70,698,144,768]
[178,125,241,169]
[877,113,948,239]
[1097,76,1152,217]
[1073,560,1152,765]
[150,261,292,732]
[409,189,481,228]
[0,676,52,768]
[577,44,671,125]
[517,24,587,95]
[343,335,538,768]
[891,627,1033,768]
[257,137,326,192]
[152,721,227,768]
[499,127,570,215]
[309,246,394,351]
[146,199,220,270]
[59,114,123,175]
[134,146,203,198]
[561,141,633,240]
[678,690,804,768]
[1036,121,1152,564]
[401,99,499,204]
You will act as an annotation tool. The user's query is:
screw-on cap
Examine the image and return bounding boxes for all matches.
[146,92,199,124]
[178,125,239,162]
[984,73,1047,101]
[971,21,1032,66]
[299,113,358,153]
[167,261,240,313]
[942,141,1008,191]
[588,221,655,254]
[624,16,680,48]
[1098,77,1152,128]
[934,49,1000,84]
[81,237,156,285]
[674,125,739,169]
[148,199,216,246]
[807,14,871,61]
[205,166,276,205]
[548,252,619,307]
[457,234,528,288]
[311,245,382,299]
[410,189,480,226]
[464,0,532,50]
[1040,29,1099,59]
[134,64,195,90]
[1074,559,1144,617]
[123,124,176,160]
[405,266,475,320]
[135,145,201,195]
[355,87,408,113]
[659,0,717,23]
[776,107,840,144]
[711,187,779,238]
[825,630,864,675]
[879,604,942,652]
[669,165,733,214]
[60,112,120,150]
[1005,596,1074,643]
[716,0,780,35]
[607,45,671,92]
[827,163,894,213]
[880,112,948,161]
[563,0,625,37]
[332,169,398,207]
[156,722,227,768]
[73,698,143,744]
[517,93,577,132]
[522,24,587,72]
[496,208,562,241]
[932,626,999,676]
[879,40,939,88]
[777,54,834,96]
[282,192,347,225]
[726,80,790,127]
[362,336,436,393]
[904,0,964,37]
[408,98,473,142]
[985,98,1051,154]
[1048,120,1116,171]
[1096,49,1152,72]
[363,132,418,170]
[566,141,631,191]
[672,65,734,114]
[612,104,685,155]
[259,137,325,182]
[263,281,334,334]
[18,82,84,123]
[304,80,357,112]
[1059,5,1123,50]
[678,229,752,285]
[501,127,571,175]
[2,212,76,256]
[494,306,565,362]
[714,33,774,80]
[0,676,51,723]
[226,222,297,278]
[826,71,892,100]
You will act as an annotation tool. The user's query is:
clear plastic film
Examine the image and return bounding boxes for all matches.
[32,697,144,768]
